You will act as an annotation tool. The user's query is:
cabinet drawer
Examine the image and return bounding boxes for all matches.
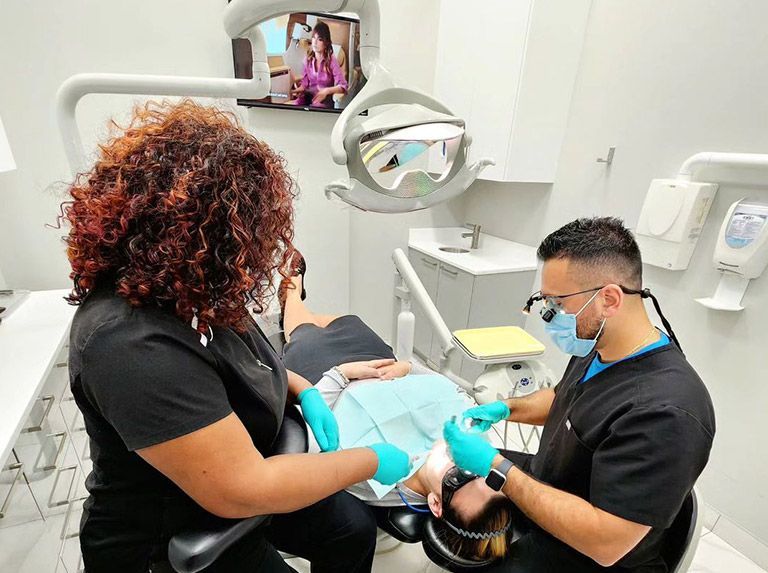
[0,451,43,529]
[57,466,87,573]
[430,262,474,365]
[57,536,84,573]
[15,361,69,448]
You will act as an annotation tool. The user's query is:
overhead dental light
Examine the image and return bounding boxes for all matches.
[224,0,491,212]
[56,0,490,213]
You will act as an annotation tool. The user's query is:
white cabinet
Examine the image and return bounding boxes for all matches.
[434,0,591,182]
[408,248,536,383]
[0,292,82,573]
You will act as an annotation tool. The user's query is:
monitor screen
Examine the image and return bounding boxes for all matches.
[232,12,366,113]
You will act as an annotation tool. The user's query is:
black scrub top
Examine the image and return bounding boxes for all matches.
[527,343,715,572]
[67,286,288,564]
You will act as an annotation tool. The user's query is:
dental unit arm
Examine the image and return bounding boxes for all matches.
[391,248,554,398]
[57,0,491,211]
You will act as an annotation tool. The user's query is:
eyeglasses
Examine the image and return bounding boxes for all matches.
[522,284,648,323]
[522,287,605,323]
[442,465,480,508]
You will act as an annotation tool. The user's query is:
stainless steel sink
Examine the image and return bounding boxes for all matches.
[439,246,470,254]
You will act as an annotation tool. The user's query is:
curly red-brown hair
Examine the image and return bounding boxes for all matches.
[65,99,297,332]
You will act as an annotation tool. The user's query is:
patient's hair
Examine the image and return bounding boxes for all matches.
[537,216,643,290]
[440,495,514,562]
[64,99,297,332]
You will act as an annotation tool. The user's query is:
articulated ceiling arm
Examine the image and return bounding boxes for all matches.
[56,23,268,177]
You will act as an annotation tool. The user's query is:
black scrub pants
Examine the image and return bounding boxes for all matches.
[83,491,377,573]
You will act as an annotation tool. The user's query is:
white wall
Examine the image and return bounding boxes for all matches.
[463,0,768,562]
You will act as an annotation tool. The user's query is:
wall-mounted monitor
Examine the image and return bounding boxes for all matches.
[232,12,366,114]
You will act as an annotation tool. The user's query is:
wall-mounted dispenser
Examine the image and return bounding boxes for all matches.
[636,152,768,271]
[635,179,718,270]
[695,199,768,311]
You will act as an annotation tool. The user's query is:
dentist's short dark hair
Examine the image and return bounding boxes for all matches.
[537,217,643,289]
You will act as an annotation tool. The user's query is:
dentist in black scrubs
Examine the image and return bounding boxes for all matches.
[444,217,715,573]
[63,100,410,572]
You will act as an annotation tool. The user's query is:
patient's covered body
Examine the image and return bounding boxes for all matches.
[282,315,396,384]
[314,372,474,504]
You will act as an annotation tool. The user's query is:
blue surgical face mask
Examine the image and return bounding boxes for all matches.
[543,290,605,357]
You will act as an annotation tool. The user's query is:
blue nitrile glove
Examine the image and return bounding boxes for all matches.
[462,401,511,433]
[368,443,412,485]
[443,420,499,477]
[298,387,339,452]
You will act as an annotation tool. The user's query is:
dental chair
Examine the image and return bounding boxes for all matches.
[663,487,703,573]
[165,403,502,573]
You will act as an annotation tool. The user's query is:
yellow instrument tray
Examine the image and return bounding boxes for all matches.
[452,326,545,360]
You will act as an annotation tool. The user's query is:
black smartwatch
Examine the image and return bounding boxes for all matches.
[486,458,515,491]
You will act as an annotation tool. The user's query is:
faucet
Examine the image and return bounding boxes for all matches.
[462,223,482,249]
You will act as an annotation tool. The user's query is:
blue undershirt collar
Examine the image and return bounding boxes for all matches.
[581,331,670,383]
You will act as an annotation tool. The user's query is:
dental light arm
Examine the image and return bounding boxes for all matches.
[57,0,490,211]
[226,0,491,212]
[56,21,271,177]
[392,248,471,390]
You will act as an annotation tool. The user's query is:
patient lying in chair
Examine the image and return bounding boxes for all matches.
[278,252,514,563]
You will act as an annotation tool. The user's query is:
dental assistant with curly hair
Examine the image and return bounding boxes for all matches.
[64,100,410,573]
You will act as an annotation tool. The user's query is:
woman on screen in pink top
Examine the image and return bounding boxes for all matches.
[289,22,348,109]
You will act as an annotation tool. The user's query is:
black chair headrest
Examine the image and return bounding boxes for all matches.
[422,518,497,572]
[373,505,430,543]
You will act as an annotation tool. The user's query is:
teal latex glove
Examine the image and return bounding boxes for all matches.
[462,401,511,433]
[298,387,339,452]
[443,420,499,477]
[368,443,412,485]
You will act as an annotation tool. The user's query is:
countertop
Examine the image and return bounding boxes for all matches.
[0,290,75,465]
[408,227,537,275]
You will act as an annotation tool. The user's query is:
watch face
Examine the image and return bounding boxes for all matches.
[485,469,505,491]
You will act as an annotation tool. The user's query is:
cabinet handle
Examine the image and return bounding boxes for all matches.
[42,431,69,471]
[421,257,438,268]
[21,395,55,433]
[72,411,86,433]
[60,495,88,540]
[57,553,85,573]
[0,462,24,518]
[48,465,78,508]
[441,267,459,277]
[62,395,86,432]
[55,361,68,368]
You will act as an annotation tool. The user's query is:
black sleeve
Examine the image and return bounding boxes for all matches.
[590,405,713,528]
[81,317,233,451]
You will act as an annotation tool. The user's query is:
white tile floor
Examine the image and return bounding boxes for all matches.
[1,504,765,572]
[282,528,768,573]
[690,528,766,573]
